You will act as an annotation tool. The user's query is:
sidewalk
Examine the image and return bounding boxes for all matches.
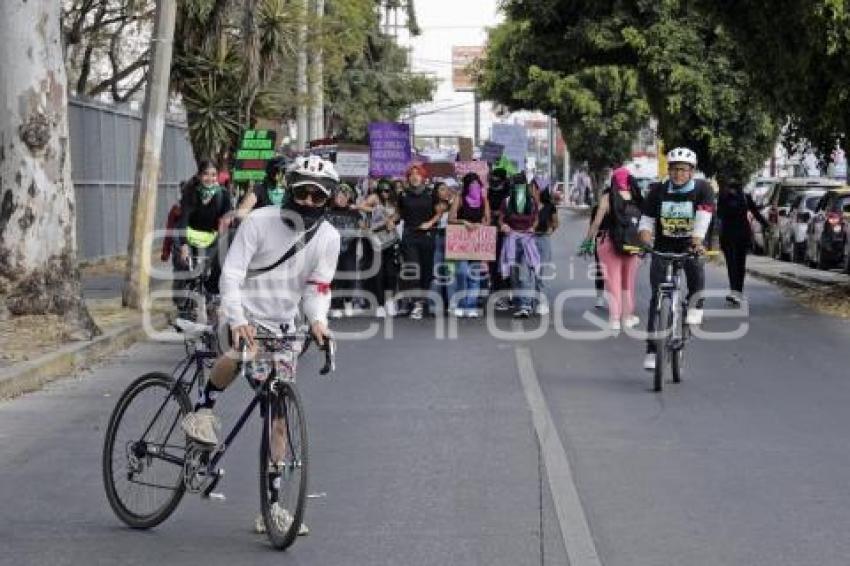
[746,254,850,318]
[746,254,850,290]
[0,257,169,399]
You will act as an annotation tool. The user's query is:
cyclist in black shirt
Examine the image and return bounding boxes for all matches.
[638,147,715,371]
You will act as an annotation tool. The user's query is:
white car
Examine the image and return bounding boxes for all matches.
[777,188,826,262]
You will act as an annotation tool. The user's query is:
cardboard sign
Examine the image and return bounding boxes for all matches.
[452,46,485,92]
[233,129,278,182]
[369,122,411,177]
[454,161,489,189]
[445,224,497,261]
[458,137,474,161]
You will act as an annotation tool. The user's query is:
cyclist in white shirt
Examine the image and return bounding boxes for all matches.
[181,155,340,442]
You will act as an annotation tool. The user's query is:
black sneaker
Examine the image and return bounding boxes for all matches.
[513,307,531,319]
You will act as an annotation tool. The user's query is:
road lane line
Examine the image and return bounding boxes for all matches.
[515,346,603,566]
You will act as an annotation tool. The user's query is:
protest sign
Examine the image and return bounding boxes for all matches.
[233,129,277,182]
[481,141,504,163]
[491,124,527,171]
[369,122,411,177]
[445,225,497,261]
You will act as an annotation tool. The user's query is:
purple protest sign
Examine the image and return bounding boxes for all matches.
[368,122,411,177]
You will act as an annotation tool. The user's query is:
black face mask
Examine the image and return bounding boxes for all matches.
[283,199,325,229]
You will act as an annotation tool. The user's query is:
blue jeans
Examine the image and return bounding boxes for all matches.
[534,234,552,293]
[450,260,484,310]
[511,246,535,309]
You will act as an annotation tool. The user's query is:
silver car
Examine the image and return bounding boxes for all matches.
[777,189,826,262]
[759,177,844,257]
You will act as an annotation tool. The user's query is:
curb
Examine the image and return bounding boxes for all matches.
[0,315,163,401]
[745,268,819,291]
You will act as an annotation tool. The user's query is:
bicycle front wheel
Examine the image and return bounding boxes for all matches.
[259,381,309,550]
[654,296,674,392]
[102,372,192,529]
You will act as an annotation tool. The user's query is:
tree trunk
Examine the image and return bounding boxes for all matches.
[0,1,98,339]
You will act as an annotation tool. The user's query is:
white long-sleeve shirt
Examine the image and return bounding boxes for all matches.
[220,206,340,328]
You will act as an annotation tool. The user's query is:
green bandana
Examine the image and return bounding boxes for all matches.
[199,183,220,203]
[268,186,286,206]
[513,185,527,212]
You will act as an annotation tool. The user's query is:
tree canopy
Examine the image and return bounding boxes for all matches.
[479,0,785,179]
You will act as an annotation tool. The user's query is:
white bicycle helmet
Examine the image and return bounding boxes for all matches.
[287,155,339,196]
[666,147,698,167]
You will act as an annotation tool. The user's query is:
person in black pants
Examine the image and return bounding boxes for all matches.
[487,167,512,309]
[398,165,440,319]
[717,177,768,306]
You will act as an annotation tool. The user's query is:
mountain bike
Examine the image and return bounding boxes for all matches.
[625,245,718,392]
[102,321,335,550]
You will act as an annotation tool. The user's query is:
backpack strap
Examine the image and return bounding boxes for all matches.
[246,218,325,278]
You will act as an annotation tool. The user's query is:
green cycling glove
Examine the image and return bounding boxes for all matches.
[578,238,596,256]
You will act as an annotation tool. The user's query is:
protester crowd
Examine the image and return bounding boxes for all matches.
[165,158,561,321]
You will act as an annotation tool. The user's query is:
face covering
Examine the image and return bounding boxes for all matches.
[284,198,325,228]
[267,186,286,206]
[465,181,483,208]
[513,185,527,212]
[199,183,220,203]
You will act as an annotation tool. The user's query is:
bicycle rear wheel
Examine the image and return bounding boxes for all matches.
[102,372,191,529]
[259,381,309,550]
[654,296,674,392]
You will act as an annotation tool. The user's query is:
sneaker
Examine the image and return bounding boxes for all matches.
[344,302,354,317]
[375,306,387,319]
[535,303,550,316]
[726,294,743,307]
[623,315,640,329]
[452,307,465,318]
[610,319,622,331]
[466,309,480,319]
[329,309,343,319]
[595,296,606,309]
[494,297,511,311]
[686,308,704,326]
[410,303,424,320]
[513,307,531,319]
[643,353,656,371]
[181,408,220,446]
[254,503,309,536]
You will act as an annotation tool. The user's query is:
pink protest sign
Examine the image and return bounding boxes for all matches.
[453,161,489,189]
[445,224,497,261]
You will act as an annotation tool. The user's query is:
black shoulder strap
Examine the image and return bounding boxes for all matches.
[246,219,325,278]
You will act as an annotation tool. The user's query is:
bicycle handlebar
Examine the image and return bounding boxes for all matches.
[622,244,720,259]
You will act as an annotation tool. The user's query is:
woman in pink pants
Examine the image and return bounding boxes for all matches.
[580,167,643,330]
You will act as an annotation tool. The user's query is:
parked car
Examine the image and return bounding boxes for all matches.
[777,188,826,262]
[805,187,850,269]
[755,177,844,256]
[745,177,779,206]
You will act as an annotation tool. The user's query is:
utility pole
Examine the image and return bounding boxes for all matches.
[296,0,309,151]
[123,0,177,309]
[473,91,481,147]
[309,0,325,143]
[547,114,555,181]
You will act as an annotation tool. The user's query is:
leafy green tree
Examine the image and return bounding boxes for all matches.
[483,0,782,179]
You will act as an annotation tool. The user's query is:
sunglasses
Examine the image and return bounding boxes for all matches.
[669,166,691,173]
[292,184,329,205]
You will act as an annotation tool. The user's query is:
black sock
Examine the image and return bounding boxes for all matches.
[195,380,224,411]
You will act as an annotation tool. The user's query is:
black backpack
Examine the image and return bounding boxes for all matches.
[608,189,642,254]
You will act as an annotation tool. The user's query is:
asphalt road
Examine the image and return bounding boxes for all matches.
[2,210,850,565]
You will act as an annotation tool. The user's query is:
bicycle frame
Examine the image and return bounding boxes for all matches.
[655,258,688,350]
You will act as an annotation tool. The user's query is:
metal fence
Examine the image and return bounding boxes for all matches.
[69,98,196,260]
